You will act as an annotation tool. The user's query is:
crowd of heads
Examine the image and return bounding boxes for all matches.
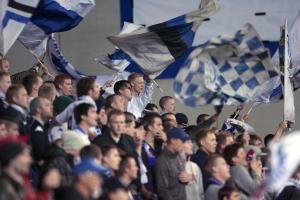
[0,57,292,200]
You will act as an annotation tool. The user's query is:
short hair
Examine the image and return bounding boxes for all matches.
[196,114,210,125]
[113,80,131,94]
[29,97,44,115]
[6,84,24,104]
[76,77,95,97]
[216,133,232,154]
[144,103,158,112]
[195,128,214,147]
[38,83,56,98]
[80,144,102,160]
[249,134,262,146]
[127,73,143,83]
[124,112,136,124]
[0,71,10,80]
[159,96,174,110]
[101,144,118,157]
[264,134,274,147]
[107,109,124,122]
[204,154,223,176]
[22,74,41,95]
[141,113,161,131]
[161,112,175,122]
[223,143,243,166]
[104,94,120,110]
[218,186,240,200]
[54,74,71,90]
[74,103,95,124]
[117,155,136,176]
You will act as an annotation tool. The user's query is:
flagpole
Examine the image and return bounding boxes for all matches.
[152,79,164,93]
[18,40,55,79]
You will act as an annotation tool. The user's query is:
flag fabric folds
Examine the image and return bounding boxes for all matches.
[18,0,95,57]
[0,0,40,55]
[107,0,219,79]
[174,23,279,106]
[265,131,300,191]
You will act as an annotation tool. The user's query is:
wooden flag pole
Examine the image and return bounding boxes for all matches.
[152,79,164,93]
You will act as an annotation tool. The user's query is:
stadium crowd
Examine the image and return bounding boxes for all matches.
[0,57,296,200]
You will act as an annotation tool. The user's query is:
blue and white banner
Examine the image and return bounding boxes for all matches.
[0,0,40,55]
[174,24,279,106]
[18,0,95,57]
[108,0,219,79]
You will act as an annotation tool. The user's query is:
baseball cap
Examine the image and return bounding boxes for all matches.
[72,158,110,177]
[167,128,190,142]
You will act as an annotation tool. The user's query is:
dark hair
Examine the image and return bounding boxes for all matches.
[6,84,24,104]
[80,144,102,160]
[216,133,233,154]
[113,80,131,94]
[54,74,71,90]
[76,77,95,97]
[249,134,262,146]
[204,154,223,176]
[141,113,161,131]
[159,96,173,110]
[218,186,240,200]
[104,94,120,110]
[74,103,95,124]
[264,134,274,147]
[101,144,118,157]
[117,155,136,176]
[107,109,124,122]
[195,128,214,147]
[223,143,243,166]
[22,74,41,95]
[124,111,136,124]
[196,114,210,125]
[144,103,158,112]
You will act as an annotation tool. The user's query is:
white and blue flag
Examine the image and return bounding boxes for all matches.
[174,23,279,106]
[107,0,219,79]
[18,0,95,57]
[0,0,40,55]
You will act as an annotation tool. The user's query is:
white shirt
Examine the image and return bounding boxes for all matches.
[127,81,153,119]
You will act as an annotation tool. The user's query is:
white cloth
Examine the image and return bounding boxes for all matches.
[185,160,204,200]
[55,95,96,129]
[127,81,153,118]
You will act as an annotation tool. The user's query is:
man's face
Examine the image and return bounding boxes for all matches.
[233,148,247,166]
[5,122,19,136]
[0,75,11,94]
[183,140,193,156]
[119,84,132,100]
[0,123,7,138]
[163,114,177,129]
[90,81,100,100]
[228,191,241,200]
[133,126,146,146]
[103,148,121,171]
[131,76,145,94]
[108,114,126,136]
[172,138,184,153]
[127,158,138,180]
[214,157,230,181]
[12,147,32,174]
[33,77,43,96]
[39,98,53,121]
[200,132,217,154]
[82,107,98,127]
[79,171,102,196]
[148,117,163,135]
[0,59,10,73]
[14,87,28,108]
[60,78,73,96]
[164,98,176,113]
[111,95,126,112]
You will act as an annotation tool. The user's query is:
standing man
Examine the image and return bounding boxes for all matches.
[0,57,10,73]
[127,73,153,119]
[54,74,73,98]
[159,96,176,114]
[155,128,190,200]
[22,74,43,103]
[0,72,11,113]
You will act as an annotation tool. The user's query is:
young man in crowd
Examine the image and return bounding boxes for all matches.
[38,83,57,103]
[113,80,132,112]
[159,96,176,114]
[54,74,73,97]
[5,84,29,134]
[0,57,10,73]
[0,72,11,113]
[127,73,153,119]
[22,74,43,103]
[155,128,190,200]
[93,110,136,156]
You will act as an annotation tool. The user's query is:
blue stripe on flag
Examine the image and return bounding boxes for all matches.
[31,0,83,34]
[230,78,243,91]
[2,11,30,28]
[252,63,265,73]
[247,36,262,51]
[234,63,248,75]
[246,77,259,89]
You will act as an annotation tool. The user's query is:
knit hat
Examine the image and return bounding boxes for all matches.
[0,136,28,167]
[62,130,87,151]
[53,96,73,115]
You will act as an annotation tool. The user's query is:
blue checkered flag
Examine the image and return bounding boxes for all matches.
[174,23,279,106]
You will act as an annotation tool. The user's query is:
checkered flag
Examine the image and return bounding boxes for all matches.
[174,23,279,106]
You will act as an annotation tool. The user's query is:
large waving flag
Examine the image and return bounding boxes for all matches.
[18,0,95,58]
[0,0,40,55]
[174,24,279,106]
[107,0,219,79]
